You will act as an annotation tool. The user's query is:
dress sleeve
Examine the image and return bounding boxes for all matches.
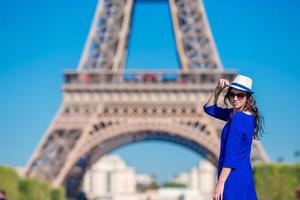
[222,114,243,169]
[203,104,232,121]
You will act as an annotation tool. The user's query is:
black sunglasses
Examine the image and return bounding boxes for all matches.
[228,92,247,100]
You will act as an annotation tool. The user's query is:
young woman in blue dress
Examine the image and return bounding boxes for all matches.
[203,75,264,200]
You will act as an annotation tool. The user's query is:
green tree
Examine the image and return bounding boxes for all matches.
[294,150,300,163]
[0,166,19,200]
[50,187,66,200]
[161,182,187,188]
[18,178,51,200]
[254,163,300,200]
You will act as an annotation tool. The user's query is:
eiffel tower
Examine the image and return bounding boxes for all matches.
[24,0,269,196]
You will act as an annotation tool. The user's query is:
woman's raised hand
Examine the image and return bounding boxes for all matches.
[216,79,229,92]
[205,79,230,106]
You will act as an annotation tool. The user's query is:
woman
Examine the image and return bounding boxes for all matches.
[203,74,263,200]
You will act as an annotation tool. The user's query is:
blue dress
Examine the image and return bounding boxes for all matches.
[203,104,258,200]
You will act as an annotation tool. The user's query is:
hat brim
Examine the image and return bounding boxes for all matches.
[228,84,254,94]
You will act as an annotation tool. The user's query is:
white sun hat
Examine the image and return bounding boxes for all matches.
[228,74,254,94]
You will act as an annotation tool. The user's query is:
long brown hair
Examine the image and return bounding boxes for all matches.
[224,88,264,140]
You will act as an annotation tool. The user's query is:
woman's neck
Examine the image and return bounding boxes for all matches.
[233,108,252,115]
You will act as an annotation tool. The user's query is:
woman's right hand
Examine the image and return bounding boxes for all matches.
[206,79,229,106]
[215,79,229,93]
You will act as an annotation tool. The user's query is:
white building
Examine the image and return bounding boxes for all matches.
[171,159,217,200]
[83,155,136,199]
[136,174,156,186]
[83,155,216,200]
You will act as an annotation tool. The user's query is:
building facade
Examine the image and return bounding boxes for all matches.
[172,159,216,200]
[83,155,216,200]
[83,155,136,199]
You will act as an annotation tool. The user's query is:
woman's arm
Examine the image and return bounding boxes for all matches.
[205,79,229,107]
[203,79,232,121]
[213,114,244,199]
[218,167,232,183]
[213,167,232,200]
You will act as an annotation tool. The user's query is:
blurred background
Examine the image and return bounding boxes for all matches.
[0,0,299,200]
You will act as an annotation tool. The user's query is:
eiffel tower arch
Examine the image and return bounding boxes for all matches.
[24,0,269,195]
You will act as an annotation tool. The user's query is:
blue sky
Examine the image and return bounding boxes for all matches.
[0,0,300,183]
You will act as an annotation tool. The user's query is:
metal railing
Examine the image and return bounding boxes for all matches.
[63,70,236,85]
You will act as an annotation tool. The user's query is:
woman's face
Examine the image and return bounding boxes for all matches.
[228,88,248,111]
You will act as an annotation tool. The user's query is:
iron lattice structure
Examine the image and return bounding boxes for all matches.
[25,0,269,196]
